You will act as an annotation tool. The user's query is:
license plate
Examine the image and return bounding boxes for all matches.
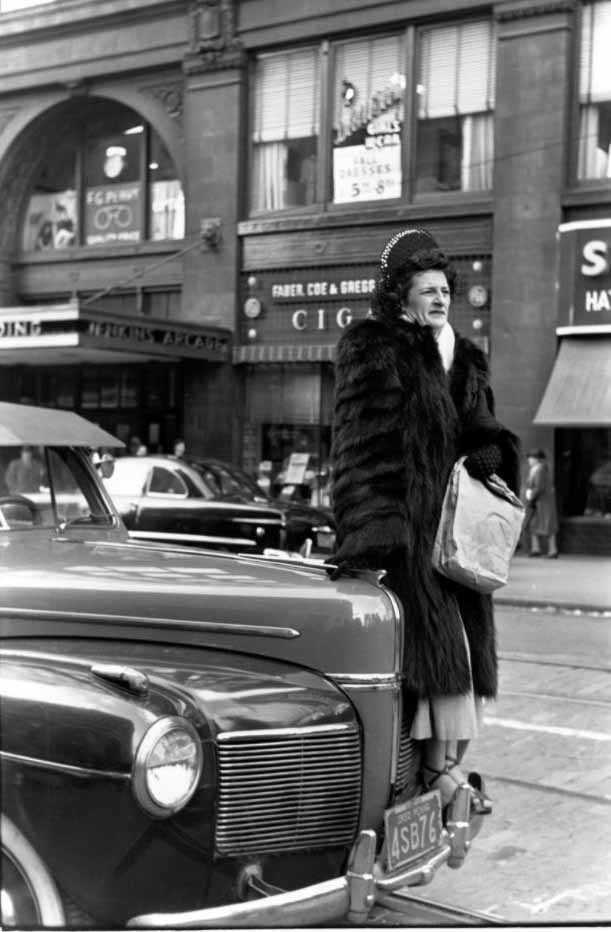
[384,790,443,873]
[316,530,335,550]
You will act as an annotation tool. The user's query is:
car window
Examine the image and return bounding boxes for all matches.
[216,464,250,498]
[103,458,150,496]
[0,445,113,530]
[148,466,187,496]
[195,466,223,496]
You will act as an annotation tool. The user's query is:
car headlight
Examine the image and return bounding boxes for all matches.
[133,717,203,818]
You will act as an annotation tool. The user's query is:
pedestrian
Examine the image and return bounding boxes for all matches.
[170,439,186,460]
[5,445,46,494]
[329,227,520,819]
[524,448,559,558]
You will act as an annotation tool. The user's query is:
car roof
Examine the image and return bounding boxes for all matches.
[0,402,123,448]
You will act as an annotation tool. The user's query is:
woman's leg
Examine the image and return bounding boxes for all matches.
[546,533,558,557]
[530,533,542,556]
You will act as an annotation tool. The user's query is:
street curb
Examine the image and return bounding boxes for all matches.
[494,597,611,614]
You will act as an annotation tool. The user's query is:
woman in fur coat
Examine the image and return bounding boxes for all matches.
[330,228,520,815]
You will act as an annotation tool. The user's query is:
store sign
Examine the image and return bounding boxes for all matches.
[84,319,230,360]
[557,220,611,332]
[266,272,376,333]
[85,183,141,245]
[270,276,376,302]
[333,108,402,204]
[0,305,230,363]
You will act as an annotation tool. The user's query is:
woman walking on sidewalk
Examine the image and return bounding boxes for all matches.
[525,448,559,558]
[329,227,520,819]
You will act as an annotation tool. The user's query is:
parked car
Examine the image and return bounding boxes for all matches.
[0,401,485,929]
[190,456,336,554]
[102,454,286,554]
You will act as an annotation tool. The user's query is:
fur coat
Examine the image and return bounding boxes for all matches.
[331,316,520,701]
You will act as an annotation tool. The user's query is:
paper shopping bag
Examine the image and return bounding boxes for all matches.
[432,458,525,593]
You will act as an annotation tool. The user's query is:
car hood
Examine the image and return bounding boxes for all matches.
[1,536,400,677]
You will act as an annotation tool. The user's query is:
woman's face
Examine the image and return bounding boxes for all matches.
[401,270,450,331]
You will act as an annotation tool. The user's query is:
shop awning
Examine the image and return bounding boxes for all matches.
[534,337,611,426]
[0,303,231,365]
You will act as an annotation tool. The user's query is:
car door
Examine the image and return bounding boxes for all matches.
[134,465,192,533]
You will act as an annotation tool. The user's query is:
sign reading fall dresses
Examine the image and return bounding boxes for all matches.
[332,79,404,204]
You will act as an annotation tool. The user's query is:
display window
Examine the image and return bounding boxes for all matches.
[241,363,334,507]
[577,1,611,182]
[21,99,184,251]
[557,428,611,519]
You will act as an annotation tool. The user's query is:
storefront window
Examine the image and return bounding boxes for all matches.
[251,48,320,211]
[578,1,611,181]
[332,34,405,204]
[21,99,184,251]
[557,428,611,518]
[242,364,334,506]
[416,20,496,194]
[21,130,78,251]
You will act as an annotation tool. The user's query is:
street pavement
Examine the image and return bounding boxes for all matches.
[495,553,611,613]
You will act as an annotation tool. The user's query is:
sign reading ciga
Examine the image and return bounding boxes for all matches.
[268,274,376,332]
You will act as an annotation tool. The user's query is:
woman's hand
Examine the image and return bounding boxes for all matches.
[464,443,502,480]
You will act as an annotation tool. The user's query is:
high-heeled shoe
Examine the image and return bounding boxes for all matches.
[444,756,493,816]
[420,762,472,825]
[466,770,493,815]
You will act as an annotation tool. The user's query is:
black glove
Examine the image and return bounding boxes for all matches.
[464,443,502,480]
[324,554,369,580]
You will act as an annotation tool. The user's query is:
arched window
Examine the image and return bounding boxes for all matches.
[21,99,184,251]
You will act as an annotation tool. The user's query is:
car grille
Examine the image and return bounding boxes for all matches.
[394,714,421,798]
[215,726,361,856]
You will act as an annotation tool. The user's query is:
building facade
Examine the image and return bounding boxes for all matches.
[0,0,610,550]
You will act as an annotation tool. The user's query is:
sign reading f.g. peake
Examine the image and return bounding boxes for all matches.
[557,220,611,333]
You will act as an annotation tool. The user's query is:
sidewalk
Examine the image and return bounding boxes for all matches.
[495,554,611,613]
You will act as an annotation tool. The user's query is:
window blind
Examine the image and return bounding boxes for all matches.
[419,20,496,119]
[580,1,611,102]
[253,49,319,142]
[334,35,403,128]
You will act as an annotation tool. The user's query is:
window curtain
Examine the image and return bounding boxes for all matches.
[150,181,185,240]
[252,143,287,212]
[578,106,611,178]
[578,2,611,179]
[461,113,494,190]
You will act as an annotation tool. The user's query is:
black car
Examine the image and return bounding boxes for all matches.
[103,455,286,554]
[190,457,336,555]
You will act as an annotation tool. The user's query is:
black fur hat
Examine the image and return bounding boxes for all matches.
[379,228,439,282]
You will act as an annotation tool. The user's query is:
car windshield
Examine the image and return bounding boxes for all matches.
[0,445,114,530]
[104,457,216,501]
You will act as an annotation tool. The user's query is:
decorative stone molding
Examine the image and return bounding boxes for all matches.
[184,0,245,74]
[0,109,19,138]
[496,1,576,21]
[141,81,184,120]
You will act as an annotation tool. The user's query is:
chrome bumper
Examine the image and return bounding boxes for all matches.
[128,788,482,928]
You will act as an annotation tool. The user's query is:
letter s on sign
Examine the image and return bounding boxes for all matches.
[581,240,608,277]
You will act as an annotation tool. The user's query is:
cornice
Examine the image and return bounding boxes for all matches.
[495,1,576,21]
